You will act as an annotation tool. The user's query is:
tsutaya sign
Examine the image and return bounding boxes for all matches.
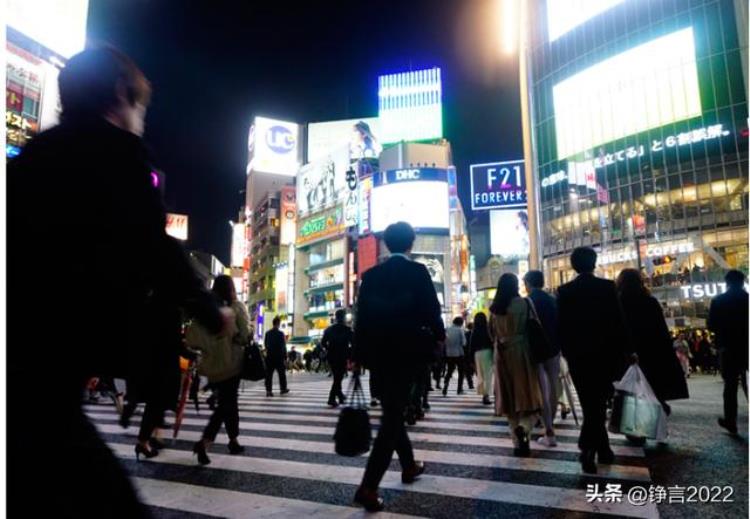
[680,282,750,300]
[598,240,695,266]
[541,124,732,188]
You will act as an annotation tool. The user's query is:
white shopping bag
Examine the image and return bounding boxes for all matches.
[611,364,668,441]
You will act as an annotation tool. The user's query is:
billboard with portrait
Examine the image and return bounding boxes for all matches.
[165,213,189,241]
[247,116,301,176]
[297,144,350,217]
[307,117,382,163]
[490,209,530,259]
[413,253,446,306]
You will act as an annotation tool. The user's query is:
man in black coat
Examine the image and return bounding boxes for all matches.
[709,270,749,435]
[322,309,354,406]
[557,247,628,474]
[352,222,446,511]
[264,316,289,396]
[7,48,225,518]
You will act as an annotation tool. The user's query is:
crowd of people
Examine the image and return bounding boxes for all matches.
[7,46,748,517]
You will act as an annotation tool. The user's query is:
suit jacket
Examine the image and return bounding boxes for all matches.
[528,288,561,356]
[708,288,749,367]
[264,329,287,364]
[557,273,628,380]
[354,255,445,375]
[322,323,354,366]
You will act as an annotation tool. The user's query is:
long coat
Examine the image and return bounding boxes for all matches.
[490,297,544,417]
[619,294,689,402]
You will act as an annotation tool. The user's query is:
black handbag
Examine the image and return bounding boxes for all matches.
[333,373,372,456]
[525,298,557,364]
[241,341,266,381]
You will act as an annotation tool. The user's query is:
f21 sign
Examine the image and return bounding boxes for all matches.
[470,159,526,211]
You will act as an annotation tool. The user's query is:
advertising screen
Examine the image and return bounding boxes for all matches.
[370,168,450,233]
[297,144,350,217]
[165,213,189,241]
[279,186,297,245]
[470,159,526,211]
[378,68,442,144]
[413,253,446,307]
[553,27,701,160]
[490,209,530,259]
[6,44,43,154]
[231,223,246,267]
[247,116,300,176]
[307,117,382,163]
[546,0,623,42]
[6,0,88,58]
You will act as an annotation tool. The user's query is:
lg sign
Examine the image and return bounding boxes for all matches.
[266,126,296,154]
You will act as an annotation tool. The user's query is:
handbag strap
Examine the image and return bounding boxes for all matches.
[346,372,366,408]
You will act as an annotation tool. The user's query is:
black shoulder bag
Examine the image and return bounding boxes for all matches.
[333,372,372,456]
[525,298,557,364]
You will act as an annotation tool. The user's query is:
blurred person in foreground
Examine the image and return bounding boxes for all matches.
[709,270,749,435]
[7,47,225,518]
[616,269,689,418]
[557,247,628,474]
[523,270,562,447]
[352,222,445,511]
[322,309,354,407]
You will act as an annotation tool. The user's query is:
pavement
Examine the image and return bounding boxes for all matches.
[83,371,747,518]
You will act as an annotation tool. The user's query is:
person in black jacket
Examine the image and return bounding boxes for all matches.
[322,309,354,407]
[470,312,494,405]
[616,269,689,419]
[264,316,289,396]
[557,247,628,474]
[708,270,749,435]
[352,222,446,512]
[524,270,562,446]
[7,47,225,519]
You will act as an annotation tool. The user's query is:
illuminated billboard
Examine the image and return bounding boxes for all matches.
[247,116,301,176]
[470,159,526,211]
[165,213,189,241]
[370,168,450,233]
[297,145,350,217]
[490,209,530,259]
[553,27,702,160]
[279,186,297,246]
[413,253,446,307]
[378,68,442,144]
[307,117,382,162]
[230,223,246,267]
[546,0,623,42]
[6,0,88,58]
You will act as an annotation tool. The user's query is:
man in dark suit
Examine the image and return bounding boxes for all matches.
[557,247,628,474]
[709,270,749,435]
[322,309,354,407]
[352,222,446,511]
[524,270,561,446]
[264,316,289,396]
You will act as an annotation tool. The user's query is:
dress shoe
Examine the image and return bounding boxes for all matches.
[579,450,597,474]
[192,441,211,465]
[148,437,167,450]
[422,402,431,411]
[280,388,290,395]
[402,461,426,483]
[370,399,379,407]
[228,440,245,455]
[134,444,158,461]
[718,417,738,435]
[266,391,274,397]
[482,395,491,406]
[353,487,384,512]
[597,448,615,464]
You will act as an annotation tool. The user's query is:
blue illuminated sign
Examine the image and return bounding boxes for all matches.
[6,144,21,158]
[374,167,449,186]
[470,160,526,211]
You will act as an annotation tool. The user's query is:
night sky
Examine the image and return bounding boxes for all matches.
[87,0,523,264]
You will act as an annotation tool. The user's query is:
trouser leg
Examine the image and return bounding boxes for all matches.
[137,401,164,443]
[330,366,344,403]
[277,364,288,391]
[220,376,241,440]
[722,363,739,425]
[265,363,274,392]
[570,365,610,453]
[444,358,456,389]
[457,358,465,391]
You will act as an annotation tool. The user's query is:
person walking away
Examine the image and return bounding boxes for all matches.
[616,269,689,418]
[323,309,354,407]
[557,247,629,474]
[6,47,226,518]
[443,317,467,395]
[489,274,544,457]
[464,322,475,390]
[352,222,446,511]
[523,270,562,447]
[709,270,749,435]
[470,312,494,405]
[673,334,691,378]
[265,317,289,396]
[191,275,250,465]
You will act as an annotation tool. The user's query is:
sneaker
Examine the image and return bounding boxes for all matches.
[537,435,557,447]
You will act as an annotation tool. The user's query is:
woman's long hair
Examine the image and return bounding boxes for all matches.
[616,268,650,299]
[472,312,490,342]
[212,274,236,306]
[490,273,519,316]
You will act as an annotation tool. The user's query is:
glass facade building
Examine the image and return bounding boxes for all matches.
[529,0,748,327]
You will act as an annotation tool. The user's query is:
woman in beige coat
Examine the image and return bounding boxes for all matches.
[489,273,544,456]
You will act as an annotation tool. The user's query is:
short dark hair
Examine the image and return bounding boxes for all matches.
[725,269,746,288]
[383,221,416,253]
[272,316,281,327]
[59,46,151,121]
[452,316,464,326]
[570,247,597,273]
[334,309,346,323]
[523,270,544,289]
[211,275,236,306]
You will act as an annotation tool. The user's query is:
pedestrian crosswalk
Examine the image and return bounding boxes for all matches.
[84,374,659,518]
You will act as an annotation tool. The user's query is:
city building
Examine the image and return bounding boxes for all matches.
[527,0,748,328]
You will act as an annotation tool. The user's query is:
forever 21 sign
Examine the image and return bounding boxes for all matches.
[470,159,527,211]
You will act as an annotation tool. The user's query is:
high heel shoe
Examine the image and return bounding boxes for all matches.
[135,443,158,461]
[149,437,167,450]
[192,441,211,465]
[228,440,245,455]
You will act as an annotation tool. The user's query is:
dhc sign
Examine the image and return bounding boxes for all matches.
[470,159,527,211]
